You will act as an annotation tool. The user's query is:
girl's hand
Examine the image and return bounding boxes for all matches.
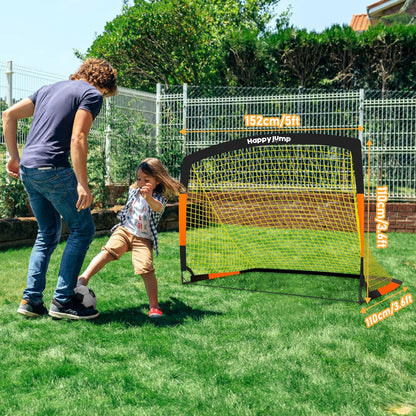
[140,184,163,212]
[140,183,154,201]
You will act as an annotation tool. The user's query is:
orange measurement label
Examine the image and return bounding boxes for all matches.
[365,294,413,328]
[375,186,389,248]
[244,114,301,128]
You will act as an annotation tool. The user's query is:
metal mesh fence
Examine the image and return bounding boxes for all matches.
[160,85,415,200]
[1,62,415,203]
[362,97,416,199]
[0,61,65,145]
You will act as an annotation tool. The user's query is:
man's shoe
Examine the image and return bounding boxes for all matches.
[49,298,99,320]
[17,299,48,317]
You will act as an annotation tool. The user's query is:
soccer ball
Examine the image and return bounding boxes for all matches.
[74,284,97,309]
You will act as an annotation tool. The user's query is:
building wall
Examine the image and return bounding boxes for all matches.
[369,0,416,24]
[0,203,415,250]
[364,202,416,233]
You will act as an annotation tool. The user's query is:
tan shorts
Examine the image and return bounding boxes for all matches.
[102,226,154,275]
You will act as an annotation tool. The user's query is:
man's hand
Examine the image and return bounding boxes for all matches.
[3,98,34,180]
[76,183,93,211]
[6,157,20,179]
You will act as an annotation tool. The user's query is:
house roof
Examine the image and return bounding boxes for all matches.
[367,0,393,9]
[349,14,371,31]
[367,0,404,15]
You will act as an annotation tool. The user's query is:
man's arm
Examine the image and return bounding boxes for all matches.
[70,109,94,211]
[2,98,34,179]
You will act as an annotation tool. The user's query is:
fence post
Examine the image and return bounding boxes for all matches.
[297,85,303,124]
[155,83,161,155]
[359,88,365,143]
[5,61,13,162]
[104,98,112,185]
[6,61,13,107]
[182,83,187,156]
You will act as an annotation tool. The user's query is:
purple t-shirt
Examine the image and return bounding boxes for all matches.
[20,80,103,168]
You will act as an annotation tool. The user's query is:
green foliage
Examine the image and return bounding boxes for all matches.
[0,145,31,219]
[0,102,7,138]
[81,0,416,92]
[224,28,269,87]
[108,101,154,185]
[80,0,280,91]
[0,101,32,141]
[0,106,33,219]
[157,126,184,179]
[0,172,31,218]
[319,25,361,89]
[281,29,325,88]
[381,12,413,26]
[359,23,416,91]
[88,99,155,207]
[87,129,110,209]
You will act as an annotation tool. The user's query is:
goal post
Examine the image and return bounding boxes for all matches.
[179,133,402,304]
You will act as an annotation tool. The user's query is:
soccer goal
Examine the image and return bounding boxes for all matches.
[179,133,402,303]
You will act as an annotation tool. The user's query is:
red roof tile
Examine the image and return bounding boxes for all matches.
[349,14,371,31]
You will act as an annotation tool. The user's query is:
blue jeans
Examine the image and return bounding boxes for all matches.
[20,166,95,304]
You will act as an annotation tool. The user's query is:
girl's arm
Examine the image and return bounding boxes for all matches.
[140,184,163,212]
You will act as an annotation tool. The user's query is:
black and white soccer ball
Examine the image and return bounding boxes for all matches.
[74,284,97,309]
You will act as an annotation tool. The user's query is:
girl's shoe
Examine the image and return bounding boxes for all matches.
[149,307,163,318]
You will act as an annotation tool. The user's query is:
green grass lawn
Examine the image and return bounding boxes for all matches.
[0,232,415,416]
[185,225,362,278]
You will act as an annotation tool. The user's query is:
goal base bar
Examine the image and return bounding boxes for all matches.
[368,279,402,300]
[182,268,361,283]
[181,268,402,304]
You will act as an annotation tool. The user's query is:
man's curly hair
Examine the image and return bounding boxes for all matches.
[70,58,118,97]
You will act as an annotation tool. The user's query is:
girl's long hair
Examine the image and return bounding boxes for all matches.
[132,158,185,196]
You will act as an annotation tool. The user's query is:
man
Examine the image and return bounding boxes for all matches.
[2,58,117,320]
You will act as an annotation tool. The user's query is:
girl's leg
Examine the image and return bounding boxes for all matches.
[141,271,159,309]
[78,250,114,285]
[79,227,131,285]
[131,238,159,310]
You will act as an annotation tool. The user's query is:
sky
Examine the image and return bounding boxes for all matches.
[1,0,369,77]
[276,0,368,32]
[1,0,128,77]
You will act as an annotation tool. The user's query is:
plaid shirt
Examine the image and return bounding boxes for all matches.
[112,187,166,255]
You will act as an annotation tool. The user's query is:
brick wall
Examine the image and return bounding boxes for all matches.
[0,204,179,250]
[364,202,416,233]
[0,202,415,250]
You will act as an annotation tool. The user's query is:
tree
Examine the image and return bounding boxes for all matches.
[319,25,361,89]
[224,28,269,86]
[361,24,409,92]
[79,0,416,91]
[279,29,325,88]
[79,0,280,91]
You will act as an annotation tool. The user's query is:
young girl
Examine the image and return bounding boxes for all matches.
[78,157,184,317]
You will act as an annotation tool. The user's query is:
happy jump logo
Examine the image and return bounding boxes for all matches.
[246,136,292,145]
